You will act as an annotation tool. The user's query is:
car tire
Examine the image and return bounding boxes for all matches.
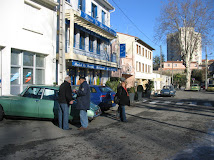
[0,105,4,121]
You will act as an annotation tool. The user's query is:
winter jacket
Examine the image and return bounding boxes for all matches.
[58,81,73,104]
[76,81,91,110]
[117,86,130,106]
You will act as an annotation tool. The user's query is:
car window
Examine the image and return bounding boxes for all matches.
[23,87,42,99]
[192,84,198,86]
[90,87,97,93]
[98,86,113,93]
[42,89,58,100]
[208,85,214,87]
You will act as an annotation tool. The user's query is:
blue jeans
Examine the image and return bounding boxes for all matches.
[119,105,127,122]
[58,103,69,130]
[80,110,88,128]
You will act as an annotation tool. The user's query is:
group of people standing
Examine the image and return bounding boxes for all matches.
[57,76,130,130]
[58,76,90,130]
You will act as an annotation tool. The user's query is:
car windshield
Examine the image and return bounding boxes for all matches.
[163,86,173,89]
[99,86,113,93]
[192,84,198,86]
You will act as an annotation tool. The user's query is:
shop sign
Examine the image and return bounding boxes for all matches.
[120,44,126,58]
[72,60,117,71]
[80,11,117,37]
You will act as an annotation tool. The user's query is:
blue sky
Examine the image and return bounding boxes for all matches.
[108,0,213,60]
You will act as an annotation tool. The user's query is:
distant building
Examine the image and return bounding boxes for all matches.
[167,27,202,64]
[160,61,200,74]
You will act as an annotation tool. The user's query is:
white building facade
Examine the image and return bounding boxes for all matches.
[59,0,117,85]
[0,0,58,95]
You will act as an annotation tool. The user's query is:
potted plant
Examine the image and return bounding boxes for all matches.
[145,80,154,98]
[128,87,135,103]
[137,85,143,100]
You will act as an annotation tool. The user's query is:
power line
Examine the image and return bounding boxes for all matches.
[111,0,159,47]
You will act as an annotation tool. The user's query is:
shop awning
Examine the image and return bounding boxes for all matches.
[65,10,117,40]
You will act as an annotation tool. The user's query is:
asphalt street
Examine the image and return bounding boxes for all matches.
[0,90,214,160]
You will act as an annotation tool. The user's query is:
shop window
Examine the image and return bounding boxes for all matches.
[23,52,34,66]
[91,3,97,19]
[79,31,85,50]
[10,49,45,95]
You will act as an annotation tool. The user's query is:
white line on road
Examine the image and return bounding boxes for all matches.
[188,102,197,106]
[149,101,159,104]
[164,101,171,104]
[176,102,184,105]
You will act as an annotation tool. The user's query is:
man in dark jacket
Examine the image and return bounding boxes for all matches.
[73,77,90,130]
[58,76,74,130]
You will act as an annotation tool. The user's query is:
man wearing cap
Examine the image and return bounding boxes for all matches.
[73,77,90,130]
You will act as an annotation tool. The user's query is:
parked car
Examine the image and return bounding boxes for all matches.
[206,84,214,92]
[71,85,116,111]
[0,85,101,121]
[200,84,205,90]
[160,85,176,97]
[190,84,200,91]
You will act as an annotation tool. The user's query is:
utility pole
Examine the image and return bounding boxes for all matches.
[205,47,208,90]
[58,0,66,85]
[160,45,163,89]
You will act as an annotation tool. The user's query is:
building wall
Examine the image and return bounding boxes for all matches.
[162,61,199,71]
[0,0,58,95]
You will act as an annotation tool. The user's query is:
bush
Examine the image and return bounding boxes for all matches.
[105,80,120,92]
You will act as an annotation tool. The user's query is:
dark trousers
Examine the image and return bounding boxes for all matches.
[118,105,127,122]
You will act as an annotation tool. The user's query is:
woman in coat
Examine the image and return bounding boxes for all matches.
[117,80,130,122]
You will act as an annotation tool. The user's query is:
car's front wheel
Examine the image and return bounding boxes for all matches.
[0,105,4,121]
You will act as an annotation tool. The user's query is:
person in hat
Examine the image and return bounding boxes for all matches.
[73,77,91,130]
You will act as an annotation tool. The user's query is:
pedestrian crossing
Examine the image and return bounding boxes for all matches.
[136,99,213,107]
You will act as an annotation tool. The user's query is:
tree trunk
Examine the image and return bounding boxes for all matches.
[185,63,191,90]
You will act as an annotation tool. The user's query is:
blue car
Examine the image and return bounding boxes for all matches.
[160,85,176,97]
[71,85,116,111]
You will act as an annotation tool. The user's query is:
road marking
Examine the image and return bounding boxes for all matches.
[188,102,197,106]
[164,101,171,104]
[176,102,184,105]
[149,101,159,104]
[204,102,212,107]
[142,99,148,102]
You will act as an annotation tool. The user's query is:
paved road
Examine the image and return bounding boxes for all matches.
[0,90,214,160]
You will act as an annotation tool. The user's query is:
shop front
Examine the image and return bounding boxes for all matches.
[67,60,117,86]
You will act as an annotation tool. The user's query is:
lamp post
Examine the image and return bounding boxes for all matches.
[205,47,208,90]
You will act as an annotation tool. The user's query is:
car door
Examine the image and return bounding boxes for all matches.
[10,87,42,118]
[38,88,58,119]
[90,87,101,105]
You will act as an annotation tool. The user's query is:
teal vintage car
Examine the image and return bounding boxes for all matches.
[0,85,101,121]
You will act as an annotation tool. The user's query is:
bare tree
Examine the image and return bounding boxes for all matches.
[155,0,214,90]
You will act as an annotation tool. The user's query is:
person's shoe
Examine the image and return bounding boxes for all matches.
[78,126,88,130]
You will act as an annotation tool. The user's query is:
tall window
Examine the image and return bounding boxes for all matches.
[139,62,141,72]
[91,3,97,19]
[142,63,144,72]
[73,28,77,47]
[145,49,147,58]
[102,10,106,24]
[136,45,139,54]
[142,48,144,56]
[79,31,85,50]
[139,46,141,55]
[78,0,85,12]
[89,35,94,52]
[97,38,101,54]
